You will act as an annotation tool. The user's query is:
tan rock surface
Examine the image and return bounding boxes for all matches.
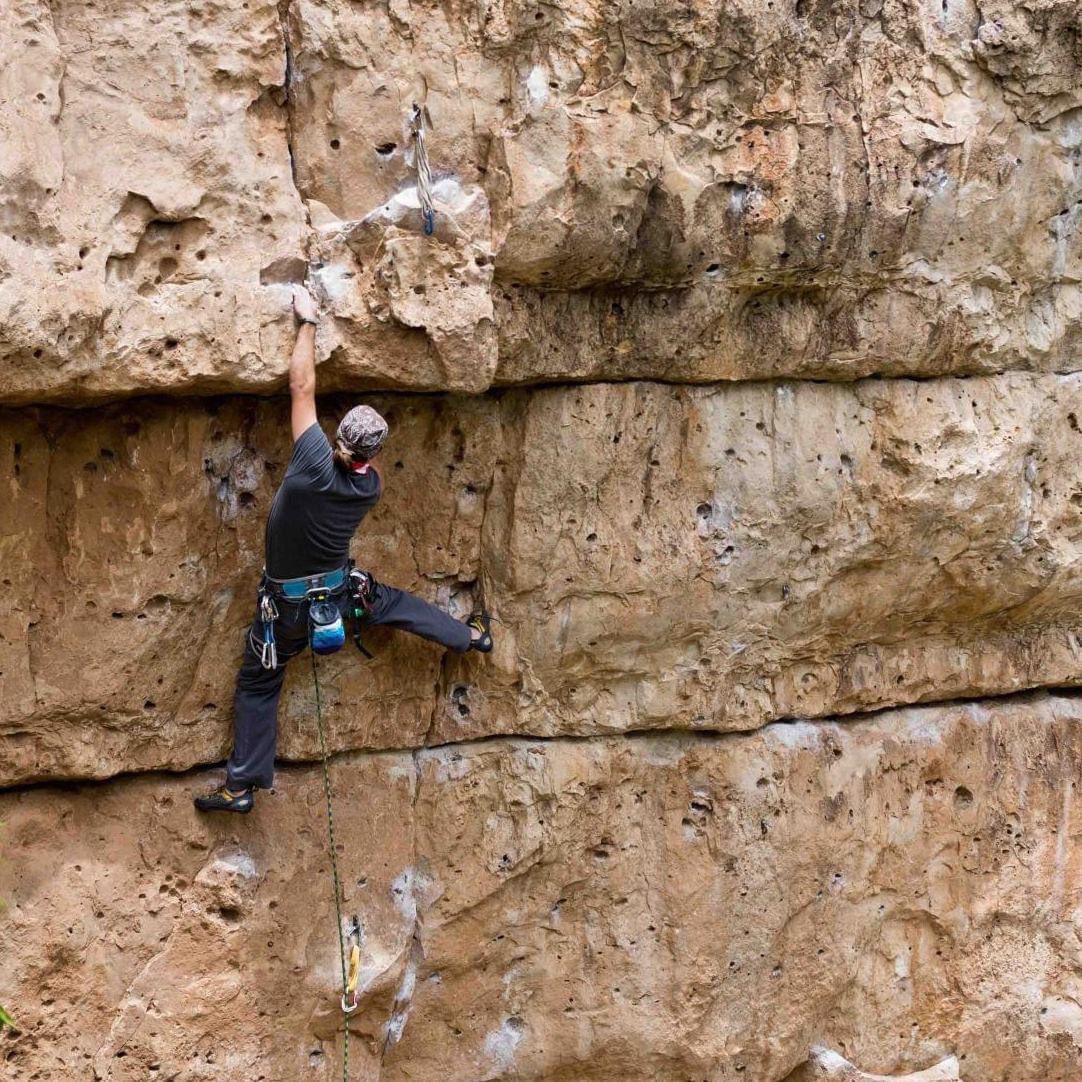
[0,393,492,786]
[2,373,1079,787]
[3,0,1080,402]
[2,693,1079,1079]
[0,0,305,404]
[1,0,1080,1077]
[784,1047,959,1080]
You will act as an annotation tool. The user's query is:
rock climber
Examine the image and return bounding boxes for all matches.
[194,286,493,814]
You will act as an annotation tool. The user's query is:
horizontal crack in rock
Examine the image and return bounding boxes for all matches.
[6,367,1082,412]
[3,685,1077,798]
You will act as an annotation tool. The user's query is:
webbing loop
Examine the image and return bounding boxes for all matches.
[310,645,353,1082]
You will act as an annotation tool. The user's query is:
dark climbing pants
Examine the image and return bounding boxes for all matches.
[225,581,472,789]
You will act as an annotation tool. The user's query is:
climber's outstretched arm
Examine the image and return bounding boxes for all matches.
[289,286,318,441]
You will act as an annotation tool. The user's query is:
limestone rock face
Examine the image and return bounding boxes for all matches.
[2,0,1080,401]
[2,372,1080,787]
[1,0,1081,1078]
[2,695,1080,1080]
[0,0,305,404]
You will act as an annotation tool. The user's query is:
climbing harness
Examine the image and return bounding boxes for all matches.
[256,567,352,670]
[311,641,360,1081]
[255,564,377,668]
[267,565,349,600]
[408,104,436,236]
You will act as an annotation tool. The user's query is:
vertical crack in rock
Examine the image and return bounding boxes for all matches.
[276,0,309,232]
[1012,450,1039,545]
[44,3,70,190]
[423,651,449,749]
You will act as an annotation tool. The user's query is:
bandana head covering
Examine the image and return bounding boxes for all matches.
[336,405,389,461]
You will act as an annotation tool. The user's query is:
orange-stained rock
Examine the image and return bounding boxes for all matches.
[2,373,1079,787]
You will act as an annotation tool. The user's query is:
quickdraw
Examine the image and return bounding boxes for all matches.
[256,589,278,670]
[341,916,363,1014]
[408,104,436,236]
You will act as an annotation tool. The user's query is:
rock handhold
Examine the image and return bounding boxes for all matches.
[787,1047,961,1081]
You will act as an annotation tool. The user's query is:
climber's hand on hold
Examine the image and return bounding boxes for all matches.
[292,285,317,325]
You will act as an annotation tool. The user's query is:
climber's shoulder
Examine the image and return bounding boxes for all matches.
[369,462,383,501]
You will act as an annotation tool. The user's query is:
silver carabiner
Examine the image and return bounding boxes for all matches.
[256,589,279,670]
[260,591,278,623]
[259,635,277,671]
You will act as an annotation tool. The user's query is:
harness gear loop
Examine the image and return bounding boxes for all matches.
[408,103,436,236]
[348,564,377,660]
[310,645,354,1081]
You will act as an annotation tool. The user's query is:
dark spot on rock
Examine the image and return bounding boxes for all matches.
[451,685,470,718]
[954,785,974,809]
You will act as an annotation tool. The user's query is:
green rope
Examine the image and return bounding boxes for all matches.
[310,644,351,1082]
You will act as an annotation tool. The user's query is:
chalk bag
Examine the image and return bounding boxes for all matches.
[309,599,347,655]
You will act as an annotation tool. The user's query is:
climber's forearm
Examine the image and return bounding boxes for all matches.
[288,323,316,395]
[289,322,317,439]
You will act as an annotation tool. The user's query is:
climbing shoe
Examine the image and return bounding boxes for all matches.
[194,785,254,814]
[467,611,494,653]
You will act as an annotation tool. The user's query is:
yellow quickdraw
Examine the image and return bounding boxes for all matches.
[341,918,362,1015]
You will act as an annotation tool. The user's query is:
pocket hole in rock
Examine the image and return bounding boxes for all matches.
[451,685,470,718]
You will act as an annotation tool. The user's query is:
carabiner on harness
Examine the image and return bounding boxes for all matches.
[257,590,278,670]
[348,565,377,660]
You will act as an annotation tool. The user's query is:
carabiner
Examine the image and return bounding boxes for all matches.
[256,588,279,670]
[259,633,277,671]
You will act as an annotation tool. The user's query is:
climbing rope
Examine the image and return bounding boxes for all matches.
[408,104,436,235]
[310,646,354,1082]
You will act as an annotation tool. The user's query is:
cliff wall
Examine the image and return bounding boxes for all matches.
[0,0,1079,1078]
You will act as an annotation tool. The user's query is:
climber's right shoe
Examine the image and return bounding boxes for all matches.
[194,784,254,814]
[466,611,494,653]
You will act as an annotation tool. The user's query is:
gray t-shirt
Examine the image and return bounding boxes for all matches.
[264,422,381,580]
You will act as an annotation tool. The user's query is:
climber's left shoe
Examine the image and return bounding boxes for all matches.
[467,611,494,653]
[194,785,254,814]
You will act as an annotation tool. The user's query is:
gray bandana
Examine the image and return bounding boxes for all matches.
[336,405,389,460]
